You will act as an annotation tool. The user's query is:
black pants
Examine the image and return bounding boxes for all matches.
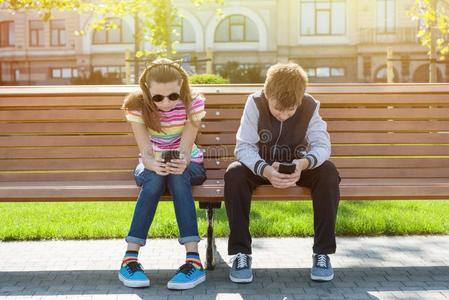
[224,160,341,255]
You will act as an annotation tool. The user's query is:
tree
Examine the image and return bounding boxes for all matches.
[0,0,223,58]
[409,0,449,82]
[1,0,223,83]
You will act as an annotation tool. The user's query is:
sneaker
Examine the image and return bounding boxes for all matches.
[118,261,150,288]
[167,263,206,290]
[311,254,334,281]
[229,253,253,283]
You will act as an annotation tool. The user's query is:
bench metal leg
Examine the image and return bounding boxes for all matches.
[199,202,221,270]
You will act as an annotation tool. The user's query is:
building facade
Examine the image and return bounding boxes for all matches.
[0,0,448,85]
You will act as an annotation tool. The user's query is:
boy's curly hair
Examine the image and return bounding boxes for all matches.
[264,63,308,110]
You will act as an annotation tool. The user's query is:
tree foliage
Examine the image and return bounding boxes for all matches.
[408,0,449,59]
[0,0,224,57]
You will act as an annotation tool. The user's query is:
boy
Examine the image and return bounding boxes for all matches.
[224,63,340,283]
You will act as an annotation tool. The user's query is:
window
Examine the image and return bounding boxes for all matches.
[374,64,399,82]
[331,67,345,77]
[305,68,316,77]
[306,67,345,78]
[0,63,12,81]
[52,69,61,78]
[215,15,259,42]
[30,20,45,47]
[0,21,14,47]
[93,19,133,44]
[317,67,330,77]
[14,69,21,81]
[51,68,78,79]
[92,66,125,79]
[377,0,395,33]
[172,17,195,43]
[50,19,66,46]
[300,0,346,36]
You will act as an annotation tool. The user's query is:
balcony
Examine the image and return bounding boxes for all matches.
[359,27,419,44]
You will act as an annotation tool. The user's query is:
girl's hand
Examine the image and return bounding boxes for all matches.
[166,157,188,175]
[143,157,168,176]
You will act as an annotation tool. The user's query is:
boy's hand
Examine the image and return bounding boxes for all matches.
[265,159,309,188]
[144,157,168,176]
[286,158,309,185]
[263,165,296,189]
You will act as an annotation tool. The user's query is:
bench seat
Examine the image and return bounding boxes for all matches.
[2,83,449,268]
[2,178,449,201]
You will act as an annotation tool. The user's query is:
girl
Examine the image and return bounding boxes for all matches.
[119,58,207,290]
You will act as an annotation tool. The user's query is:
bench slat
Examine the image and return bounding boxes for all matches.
[2,144,448,158]
[1,180,449,201]
[3,93,449,108]
[331,145,449,156]
[0,121,241,134]
[0,122,130,134]
[322,108,449,120]
[0,171,133,182]
[3,120,449,135]
[0,147,138,159]
[198,132,449,144]
[204,168,449,179]
[0,109,244,121]
[0,135,136,147]
[203,158,449,169]
[0,96,124,108]
[3,107,449,122]
[0,158,137,170]
[3,168,448,183]
[201,145,449,157]
[0,94,249,108]
[3,157,449,171]
[327,120,449,132]
[2,132,449,147]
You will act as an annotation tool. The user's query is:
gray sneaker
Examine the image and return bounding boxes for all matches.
[229,253,253,283]
[311,254,334,281]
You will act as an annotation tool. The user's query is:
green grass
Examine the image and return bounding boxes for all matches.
[1,200,448,241]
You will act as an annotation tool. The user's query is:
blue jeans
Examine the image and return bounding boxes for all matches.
[126,161,207,246]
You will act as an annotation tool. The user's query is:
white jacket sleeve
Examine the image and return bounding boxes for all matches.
[304,101,331,169]
[234,96,269,176]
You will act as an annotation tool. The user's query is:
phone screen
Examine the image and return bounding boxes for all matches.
[162,150,180,163]
[278,163,296,174]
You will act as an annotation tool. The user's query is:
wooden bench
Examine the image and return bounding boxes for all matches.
[1,84,449,269]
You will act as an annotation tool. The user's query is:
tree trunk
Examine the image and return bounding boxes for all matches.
[134,12,141,84]
[429,0,438,83]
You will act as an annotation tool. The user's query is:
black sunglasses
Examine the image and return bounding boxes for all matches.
[151,93,180,102]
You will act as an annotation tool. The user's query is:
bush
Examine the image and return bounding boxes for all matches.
[189,74,229,84]
[71,71,122,85]
[218,61,265,83]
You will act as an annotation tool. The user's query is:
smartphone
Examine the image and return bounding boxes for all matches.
[161,150,180,163]
[278,162,296,174]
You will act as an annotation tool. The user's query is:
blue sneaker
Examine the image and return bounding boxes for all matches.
[229,253,253,283]
[118,261,150,288]
[167,263,206,290]
[311,254,334,281]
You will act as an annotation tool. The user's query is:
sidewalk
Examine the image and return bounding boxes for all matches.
[1,236,449,300]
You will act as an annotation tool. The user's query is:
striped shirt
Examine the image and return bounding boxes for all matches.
[125,95,206,164]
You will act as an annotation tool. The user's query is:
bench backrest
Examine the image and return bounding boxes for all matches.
[1,84,449,185]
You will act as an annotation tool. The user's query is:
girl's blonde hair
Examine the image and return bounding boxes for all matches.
[121,58,193,132]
